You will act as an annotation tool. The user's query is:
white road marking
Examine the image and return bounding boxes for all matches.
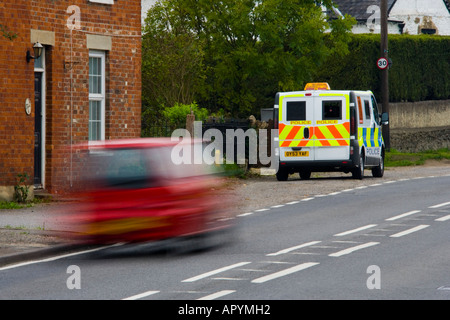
[334,224,377,237]
[301,197,314,201]
[255,208,269,212]
[266,241,321,256]
[197,290,236,300]
[271,204,285,208]
[328,192,341,195]
[182,262,251,282]
[390,225,430,238]
[386,210,421,221]
[429,202,450,209]
[122,290,160,300]
[436,214,450,222]
[251,262,319,284]
[286,201,299,205]
[0,243,124,271]
[329,242,379,257]
[237,212,254,217]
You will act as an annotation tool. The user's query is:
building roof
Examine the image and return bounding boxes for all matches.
[332,0,450,20]
[331,0,397,21]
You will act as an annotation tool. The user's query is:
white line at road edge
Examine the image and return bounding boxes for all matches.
[266,241,321,256]
[122,290,160,300]
[0,243,124,272]
[329,242,379,257]
[251,262,319,284]
[197,290,236,300]
[182,262,251,283]
[390,225,429,238]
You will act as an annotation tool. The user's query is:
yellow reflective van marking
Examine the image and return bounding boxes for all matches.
[290,120,311,125]
[316,120,338,125]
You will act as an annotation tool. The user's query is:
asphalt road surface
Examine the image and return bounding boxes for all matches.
[1,172,449,302]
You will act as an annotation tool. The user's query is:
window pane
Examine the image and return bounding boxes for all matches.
[364,101,371,120]
[89,56,102,94]
[322,101,342,120]
[286,101,306,121]
[89,100,102,141]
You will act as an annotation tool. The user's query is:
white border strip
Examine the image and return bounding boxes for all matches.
[266,241,321,256]
[390,225,429,238]
[182,262,251,283]
[251,262,319,284]
[386,210,421,221]
[329,242,379,257]
[334,224,377,237]
[122,290,160,300]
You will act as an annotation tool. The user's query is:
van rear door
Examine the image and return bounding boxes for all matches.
[314,94,350,161]
[279,94,315,162]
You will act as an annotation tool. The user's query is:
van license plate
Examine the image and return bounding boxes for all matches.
[285,151,309,157]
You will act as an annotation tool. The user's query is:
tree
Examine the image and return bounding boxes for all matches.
[142,0,355,118]
[142,2,207,128]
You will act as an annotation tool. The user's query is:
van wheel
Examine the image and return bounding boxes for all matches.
[299,170,311,180]
[352,153,364,180]
[372,151,385,178]
[276,168,289,181]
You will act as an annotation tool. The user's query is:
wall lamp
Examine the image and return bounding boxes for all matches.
[26,42,43,63]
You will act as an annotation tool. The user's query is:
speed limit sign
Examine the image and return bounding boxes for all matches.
[377,57,389,70]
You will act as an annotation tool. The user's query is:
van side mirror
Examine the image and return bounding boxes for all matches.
[381,112,389,125]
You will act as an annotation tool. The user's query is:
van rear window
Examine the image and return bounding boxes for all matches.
[322,101,342,120]
[286,101,306,121]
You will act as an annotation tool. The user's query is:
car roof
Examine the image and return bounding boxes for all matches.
[78,137,197,150]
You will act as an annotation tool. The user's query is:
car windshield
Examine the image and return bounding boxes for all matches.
[87,148,158,189]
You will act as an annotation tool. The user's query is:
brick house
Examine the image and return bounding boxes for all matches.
[0,0,142,200]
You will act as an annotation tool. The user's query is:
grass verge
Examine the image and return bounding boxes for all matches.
[385,148,450,167]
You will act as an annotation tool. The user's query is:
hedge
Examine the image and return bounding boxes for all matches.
[314,34,450,103]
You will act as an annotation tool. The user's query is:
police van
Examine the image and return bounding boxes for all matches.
[273,83,389,181]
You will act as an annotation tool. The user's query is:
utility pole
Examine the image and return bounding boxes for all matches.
[380,0,390,150]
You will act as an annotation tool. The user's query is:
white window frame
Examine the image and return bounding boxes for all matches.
[89,0,114,4]
[89,50,106,141]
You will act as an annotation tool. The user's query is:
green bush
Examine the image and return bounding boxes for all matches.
[162,102,209,129]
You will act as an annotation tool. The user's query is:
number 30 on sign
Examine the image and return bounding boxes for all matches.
[377,57,389,70]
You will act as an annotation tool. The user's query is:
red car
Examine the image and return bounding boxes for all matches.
[66,138,235,249]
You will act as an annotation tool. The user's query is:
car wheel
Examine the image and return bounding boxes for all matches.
[352,153,364,180]
[372,151,385,178]
[276,167,289,181]
[299,170,311,180]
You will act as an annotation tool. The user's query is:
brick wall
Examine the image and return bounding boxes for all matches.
[0,1,35,199]
[0,0,142,199]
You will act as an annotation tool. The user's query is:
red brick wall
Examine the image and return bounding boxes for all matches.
[0,0,142,196]
[0,1,35,192]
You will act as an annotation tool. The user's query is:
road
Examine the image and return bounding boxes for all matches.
[0,173,449,302]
